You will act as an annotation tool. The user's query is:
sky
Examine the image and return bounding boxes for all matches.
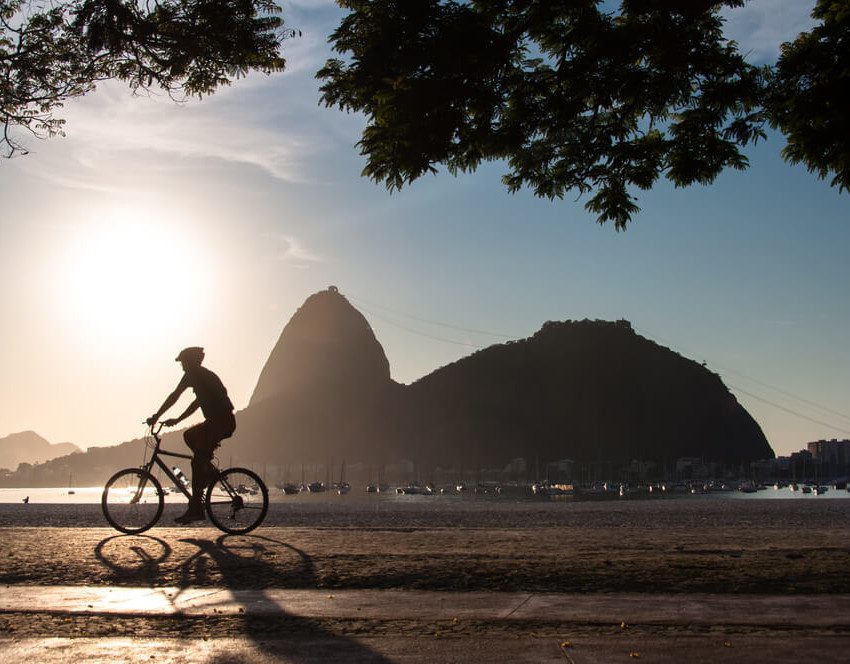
[1,1,848,458]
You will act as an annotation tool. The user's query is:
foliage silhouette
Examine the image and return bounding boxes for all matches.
[1,0,297,157]
[319,0,849,228]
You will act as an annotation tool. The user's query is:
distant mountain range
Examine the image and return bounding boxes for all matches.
[0,431,82,471]
[1,286,773,487]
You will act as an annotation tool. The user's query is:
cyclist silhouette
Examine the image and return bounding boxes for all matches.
[147,347,236,524]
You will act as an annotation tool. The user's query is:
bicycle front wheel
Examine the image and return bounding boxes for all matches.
[205,467,268,535]
[102,468,164,534]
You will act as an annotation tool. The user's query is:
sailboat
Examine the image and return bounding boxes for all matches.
[335,460,350,495]
[276,464,300,494]
[67,472,75,495]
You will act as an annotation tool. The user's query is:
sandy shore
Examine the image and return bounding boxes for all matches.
[2,497,849,594]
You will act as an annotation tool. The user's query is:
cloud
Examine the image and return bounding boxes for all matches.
[14,70,334,191]
[263,231,323,267]
[720,0,817,63]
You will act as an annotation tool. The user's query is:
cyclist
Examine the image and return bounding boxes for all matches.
[146,346,236,524]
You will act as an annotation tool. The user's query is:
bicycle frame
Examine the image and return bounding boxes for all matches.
[139,424,196,502]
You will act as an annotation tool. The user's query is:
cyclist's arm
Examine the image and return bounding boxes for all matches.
[164,400,200,427]
[147,378,188,425]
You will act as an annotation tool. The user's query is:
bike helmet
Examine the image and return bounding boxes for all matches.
[175,346,205,364]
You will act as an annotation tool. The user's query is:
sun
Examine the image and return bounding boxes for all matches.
[60,208,210,351]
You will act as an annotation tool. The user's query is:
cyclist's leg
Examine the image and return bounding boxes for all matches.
[182,423,214,518]
[186,422,228,497]
[195,413,235,487]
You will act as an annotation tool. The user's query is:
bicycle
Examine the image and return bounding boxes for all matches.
[101,423,268,535]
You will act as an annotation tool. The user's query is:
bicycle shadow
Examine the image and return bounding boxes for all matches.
[94,534,172,584]
[95,532,393,663]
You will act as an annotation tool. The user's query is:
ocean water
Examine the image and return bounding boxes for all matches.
[2,483,848,505]
[2,483,850,530]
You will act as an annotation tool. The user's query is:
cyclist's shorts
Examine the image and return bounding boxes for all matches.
[184,412,236,453]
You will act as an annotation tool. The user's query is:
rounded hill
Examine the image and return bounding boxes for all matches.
[249,286,393,406]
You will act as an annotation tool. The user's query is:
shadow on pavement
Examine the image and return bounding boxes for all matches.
[94,534,172,583]
[95,532,393,663]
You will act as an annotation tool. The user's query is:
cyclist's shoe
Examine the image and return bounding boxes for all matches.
[174,508,206,524]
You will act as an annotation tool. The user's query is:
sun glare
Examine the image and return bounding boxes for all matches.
[60,209,210,351]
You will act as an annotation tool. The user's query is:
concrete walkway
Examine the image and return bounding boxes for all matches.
[3,588,850,663]
[3,586,850,628]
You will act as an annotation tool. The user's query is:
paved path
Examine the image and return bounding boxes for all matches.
[5,634,850,663]
[3,586,850,627]
[3,587,850,662]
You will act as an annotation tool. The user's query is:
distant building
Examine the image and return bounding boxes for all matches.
[752,457,781,478]
[626,458,657,480]
[675,457,718,480]
[788,449,814,480]
[503,457,527,476]
[545,459,574,483]
[807,439,850,466]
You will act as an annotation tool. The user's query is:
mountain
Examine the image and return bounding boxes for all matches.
[396,319,772,467]
[230,291,771,469]
[250,285,392,406]
[2,288,773,486]
[235,286,402,465]
[0,431,82,470]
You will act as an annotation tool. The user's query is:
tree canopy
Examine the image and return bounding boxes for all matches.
[1,0,297,158]
[319,0,850,228]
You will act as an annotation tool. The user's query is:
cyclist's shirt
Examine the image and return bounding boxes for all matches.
[177,366,234,420]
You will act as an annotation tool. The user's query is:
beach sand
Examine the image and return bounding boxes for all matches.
[1,496,849,594]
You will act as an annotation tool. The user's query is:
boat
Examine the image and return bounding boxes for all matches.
[67,472,75,495]
[813,485,829,495]
[532,482,575,498]
[801,485,812,494]
[333,461,350,495]
[397,483,433,495]
[307,481,327,493]
[275,466,301,494]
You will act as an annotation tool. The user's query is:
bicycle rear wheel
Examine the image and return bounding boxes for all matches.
[102,468,164,534]
[205,467,268,534]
